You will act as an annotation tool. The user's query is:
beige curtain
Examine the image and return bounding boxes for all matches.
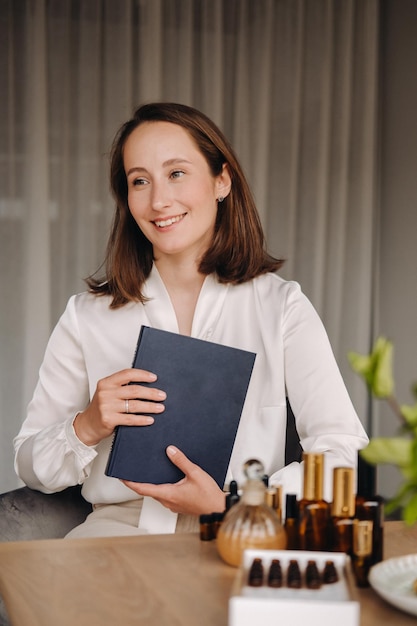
[0,0,380,493]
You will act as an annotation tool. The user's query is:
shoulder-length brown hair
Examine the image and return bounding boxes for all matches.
[86,102,284,307]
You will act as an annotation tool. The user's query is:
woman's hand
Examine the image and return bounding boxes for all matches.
[123,446,226,516]
[73,368,166,446]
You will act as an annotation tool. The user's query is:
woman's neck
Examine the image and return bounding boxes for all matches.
[155,258,206,336]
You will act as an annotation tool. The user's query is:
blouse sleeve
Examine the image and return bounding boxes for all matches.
[269,282,369,501]
[14,296,98,493]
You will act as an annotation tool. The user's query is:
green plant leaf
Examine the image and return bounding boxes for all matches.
[348,336,394,398]
[401,403,417,429]
[403,493,417,526]
[360,437,412,467]
[348,351,372,380]
[385,481,414,516]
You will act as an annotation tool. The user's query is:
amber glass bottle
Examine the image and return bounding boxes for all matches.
[331,467,355,554]
[265,485,283,523]
[355,454,384,565]
[298,452,330,551]
[284,493,299,550]
[352,519,373,587]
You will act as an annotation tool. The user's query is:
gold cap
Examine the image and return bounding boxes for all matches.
[331,467,355,517]
[353,520,373,556]
[302,452,324,501]
[265,485,282,521]
[265,486,277,508]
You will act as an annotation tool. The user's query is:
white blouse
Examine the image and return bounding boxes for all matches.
[14,266,368,506]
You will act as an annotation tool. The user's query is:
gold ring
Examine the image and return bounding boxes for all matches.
[125,399,129,414]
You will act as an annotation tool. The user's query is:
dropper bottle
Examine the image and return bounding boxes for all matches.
[298,452,331,551]
[216,459,287,567]
[331,467,355,554]
[355,453,384,565]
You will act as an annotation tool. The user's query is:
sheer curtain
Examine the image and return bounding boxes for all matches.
[0,0,380,493]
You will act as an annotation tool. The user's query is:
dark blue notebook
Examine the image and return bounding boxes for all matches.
[105,326,256,487]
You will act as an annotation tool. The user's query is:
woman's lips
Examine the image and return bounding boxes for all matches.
[153,213,187,228]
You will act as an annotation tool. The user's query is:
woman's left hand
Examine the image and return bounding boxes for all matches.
[122,446,226,515]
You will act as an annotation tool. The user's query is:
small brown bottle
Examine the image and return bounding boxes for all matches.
[298,452,331,551]
[331,467,355,554]
[287,559,302,588]
[225,480,240,511]
[355,454,384,565]
[352,519,373,587]
[248,558,264,587]
[199,514,214,541]
[267,559,283,587]
[265,485,283,523]
[284,494,299,550]
[305,560,321,589]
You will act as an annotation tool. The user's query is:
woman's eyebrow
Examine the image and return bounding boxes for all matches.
[126,158,191,177]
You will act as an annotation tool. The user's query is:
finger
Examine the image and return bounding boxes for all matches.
[120,399,165,416]
[122,481,176,511]
[122,480,168,498]
[122,386,167,403]
[165,445,199,476]
[107,368,159,387]
[120,414,155,427]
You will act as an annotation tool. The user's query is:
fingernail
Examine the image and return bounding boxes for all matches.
[148,372,157,381]
[167,445,177,455]
[156,390,166,399]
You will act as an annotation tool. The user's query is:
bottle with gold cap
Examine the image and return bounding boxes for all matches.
[265,485,283,523]
[298,452,331,551]
[216,459,287,567]
[355,453,384,565]
[352,519,373,587]
[331,467,355,554]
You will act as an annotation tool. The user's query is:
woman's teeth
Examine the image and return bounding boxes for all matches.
[154,214,185,228]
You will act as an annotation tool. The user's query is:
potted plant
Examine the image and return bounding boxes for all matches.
[348,337,417,524]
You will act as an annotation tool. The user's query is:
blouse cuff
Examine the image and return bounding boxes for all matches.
[65,413,98,461]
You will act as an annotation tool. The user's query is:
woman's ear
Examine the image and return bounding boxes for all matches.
[216,163,232,201]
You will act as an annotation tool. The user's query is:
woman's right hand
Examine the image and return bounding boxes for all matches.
[73,368,166,446]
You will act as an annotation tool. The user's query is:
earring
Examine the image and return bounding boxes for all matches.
[218,196,224,203]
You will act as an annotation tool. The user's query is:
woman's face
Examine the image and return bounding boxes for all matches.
[123,121,230,264]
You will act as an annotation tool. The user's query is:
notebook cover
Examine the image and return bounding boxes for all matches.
[105,326,255,487]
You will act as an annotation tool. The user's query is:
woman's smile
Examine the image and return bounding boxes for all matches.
[152,213,187,229]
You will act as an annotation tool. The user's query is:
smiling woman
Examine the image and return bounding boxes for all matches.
[13,102,368,539]
[123,121,229,268]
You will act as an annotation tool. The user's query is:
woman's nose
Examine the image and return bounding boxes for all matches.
[150,181,171,211]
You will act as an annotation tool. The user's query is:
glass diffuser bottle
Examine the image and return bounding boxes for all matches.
[216,459,287,567]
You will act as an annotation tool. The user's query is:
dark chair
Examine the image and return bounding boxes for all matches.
[0,484,92,542]
[285,398,303,465]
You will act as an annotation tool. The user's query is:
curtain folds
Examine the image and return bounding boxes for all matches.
[0,0,380,492]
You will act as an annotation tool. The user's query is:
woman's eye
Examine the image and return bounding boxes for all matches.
[170,170,184,179]
[132,177,148,186]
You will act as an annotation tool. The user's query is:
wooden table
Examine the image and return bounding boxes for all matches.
[0,521,416,625]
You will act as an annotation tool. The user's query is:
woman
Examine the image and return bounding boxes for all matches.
[14,102,368,537]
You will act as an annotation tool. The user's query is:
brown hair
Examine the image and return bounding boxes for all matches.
[86,102,284,307]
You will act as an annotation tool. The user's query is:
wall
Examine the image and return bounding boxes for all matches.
[376,0,417,496]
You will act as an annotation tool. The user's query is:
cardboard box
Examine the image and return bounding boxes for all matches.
[229,549,360,626]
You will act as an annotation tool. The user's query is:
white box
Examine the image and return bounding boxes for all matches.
[229,549,360,626]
